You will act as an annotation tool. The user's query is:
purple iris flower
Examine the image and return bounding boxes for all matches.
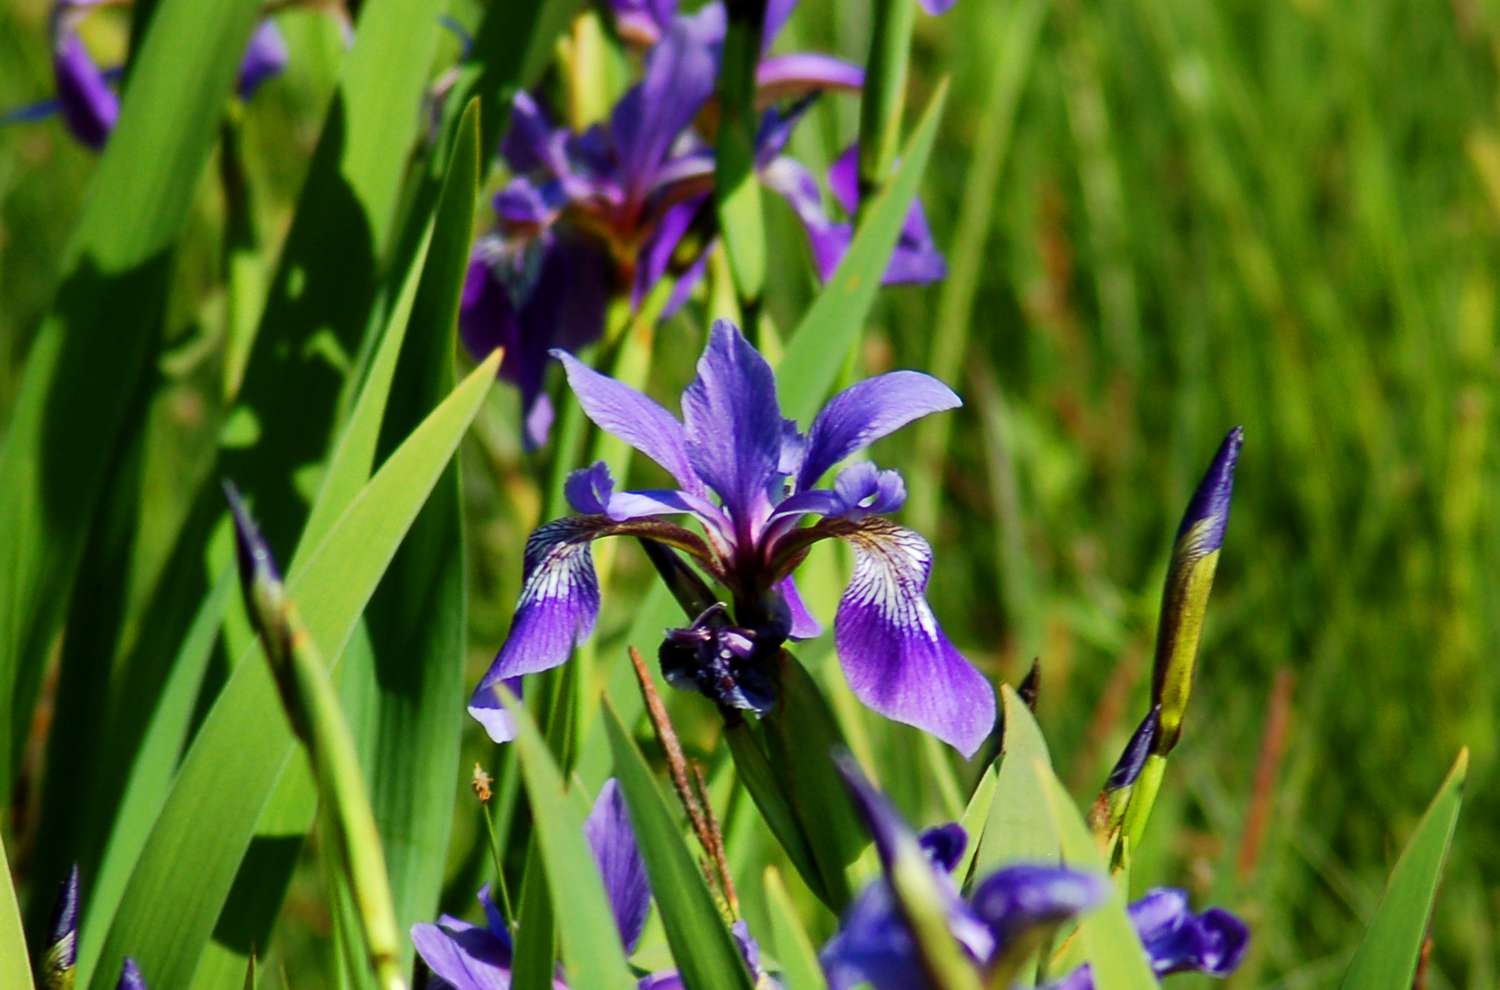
[412,779,768,989]
[7,4,288,151]
[468,320,995,756]
[463,0,944,448]
[827,758,1249,989]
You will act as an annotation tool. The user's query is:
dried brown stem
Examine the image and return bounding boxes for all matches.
[691,760,738,915]
[627,645,728,907]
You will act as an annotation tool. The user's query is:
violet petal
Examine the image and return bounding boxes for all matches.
[586,780,653,954]
[798,371,960,491]
[832,520,995,757]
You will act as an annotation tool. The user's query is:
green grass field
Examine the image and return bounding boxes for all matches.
[2,0,1496,987]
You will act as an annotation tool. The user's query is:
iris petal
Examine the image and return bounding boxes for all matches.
[552,351,706,497]
[586,780,652,954]
[681,320,786,535]
[798,371,960,491]
[832,519,995,757]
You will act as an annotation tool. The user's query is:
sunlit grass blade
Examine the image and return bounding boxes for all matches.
[763,867,828,990]
[502,692,636,989]
[0,830,31,990]
[85,352,498,990]
[966,687,1059,986]
[1037,767,1156,990]
[1339,749,1468,989]
[0,0,261,807]
[220,0,447,552]
[776,78,949,422]
[150,100,485,990]
[971,687,1059,881]
[350,99,482,971]
[75,568,235,980]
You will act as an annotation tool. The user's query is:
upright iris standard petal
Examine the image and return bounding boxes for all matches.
[680,321,786,531]
[797,372,961,490]
[52,32,117,150]
[917,823,968,873]
[585,779,652,954]
[236,21,288,98]
[611,4,724,202]
[831,519,995,757]
[501,90,572,177]
[553,351,706,497]
[777,575,823,638]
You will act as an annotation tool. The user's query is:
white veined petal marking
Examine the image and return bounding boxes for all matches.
[839,519,941,641]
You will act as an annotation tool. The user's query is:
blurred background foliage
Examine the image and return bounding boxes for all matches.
[2,0,1498,986]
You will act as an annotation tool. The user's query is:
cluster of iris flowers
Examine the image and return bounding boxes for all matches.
[15,1,1256,987]
[458,0,950,447]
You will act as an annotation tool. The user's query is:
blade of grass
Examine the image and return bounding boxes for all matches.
[503,693,636,989]
[0,0,261,807]
[763,867,828,990]
[331,100,482,972]
[776,80,949,422]
[604,702,756,990]
[1038,767,1156,990]
[971,687,1059,878]
[229,490,406,990]
[907,0,1047,533]
[0,830,30,990]
[1339,750,1468,989]
[85,352,498,990]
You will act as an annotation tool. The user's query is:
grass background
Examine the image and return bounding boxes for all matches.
[2,0,1497,986]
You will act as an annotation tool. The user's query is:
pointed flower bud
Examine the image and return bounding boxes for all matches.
[116,957,146,990]
[41,864,80,990]
[1150,427,1242,753]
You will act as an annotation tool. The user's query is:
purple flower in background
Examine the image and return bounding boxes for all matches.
[464,0,945,448]
[762,143,947,285]
[4,5,288,151]
[413,780,767,989]
[468,320,995,756]
[826,757,1249,990]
